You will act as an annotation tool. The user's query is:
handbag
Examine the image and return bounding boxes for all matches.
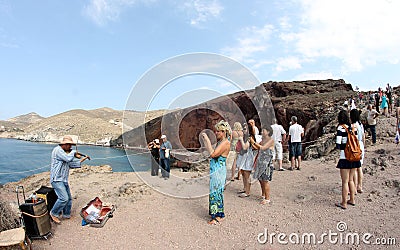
[235,140,242,153]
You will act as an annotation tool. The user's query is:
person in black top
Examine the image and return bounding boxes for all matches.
[375,91,380,113]
[148,139,160,176]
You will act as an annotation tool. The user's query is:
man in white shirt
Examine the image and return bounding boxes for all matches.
[287,116,304,170]
[367,104,379,144]
[271,118,286,171]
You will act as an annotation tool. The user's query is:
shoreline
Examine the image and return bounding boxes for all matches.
[0,139,399,249]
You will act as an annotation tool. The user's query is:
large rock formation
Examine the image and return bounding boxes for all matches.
[113,79,355,159]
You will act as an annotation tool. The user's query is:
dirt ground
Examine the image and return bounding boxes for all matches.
[1,137,399,249]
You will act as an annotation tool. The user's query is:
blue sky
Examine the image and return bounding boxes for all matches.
[1,0,399,120]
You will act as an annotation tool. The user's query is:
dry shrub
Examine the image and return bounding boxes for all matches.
[0,199,20,232]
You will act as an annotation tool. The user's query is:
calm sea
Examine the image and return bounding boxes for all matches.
[0,138,151,185]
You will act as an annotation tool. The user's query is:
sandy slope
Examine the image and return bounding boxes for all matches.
[1,140,399,249]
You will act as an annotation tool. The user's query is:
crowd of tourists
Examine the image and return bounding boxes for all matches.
[144,84,399,225]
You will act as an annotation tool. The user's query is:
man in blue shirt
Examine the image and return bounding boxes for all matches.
[159,134,172,179]
[49,135,89,224]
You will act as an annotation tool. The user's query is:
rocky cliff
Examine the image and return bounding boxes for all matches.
[114,79,356,158]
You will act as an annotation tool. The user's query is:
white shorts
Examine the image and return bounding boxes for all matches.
[273,142,283,160]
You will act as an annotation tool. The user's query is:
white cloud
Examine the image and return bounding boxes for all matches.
[0,27,19,48]
[83,0,222,27]
[275,56,302,73]
[221,24,274,63]
[290,0,400,72]
[182,0,223,27]
[83,0,144,26]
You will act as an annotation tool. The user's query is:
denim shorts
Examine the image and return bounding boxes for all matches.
[290,142,302,157]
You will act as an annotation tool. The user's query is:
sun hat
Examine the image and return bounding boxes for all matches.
[161,135,167,139]
[59,135,76,145]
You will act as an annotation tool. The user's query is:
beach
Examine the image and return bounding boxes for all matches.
[1,138,399,249]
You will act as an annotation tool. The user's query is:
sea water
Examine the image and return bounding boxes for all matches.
[0,138,151,184]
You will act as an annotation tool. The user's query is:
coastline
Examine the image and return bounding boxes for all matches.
[1,138,399,249]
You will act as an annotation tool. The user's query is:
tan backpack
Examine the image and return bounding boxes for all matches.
[341,125,362,162]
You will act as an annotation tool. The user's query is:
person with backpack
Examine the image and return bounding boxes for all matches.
[335,110,361,209]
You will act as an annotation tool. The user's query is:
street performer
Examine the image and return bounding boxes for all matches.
[49,135,90,224]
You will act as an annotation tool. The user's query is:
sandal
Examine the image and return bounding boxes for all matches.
[208,218,220,225]
[50,212,61,224]
[238,193,250,198]
[347,201,356,206]
[215,216,225,222]
[260,199,271,205]
[335,203,347,210]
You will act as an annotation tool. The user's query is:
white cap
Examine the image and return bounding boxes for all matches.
[154,139,159,143]
[161,135,167,139]
[344,101,348,105]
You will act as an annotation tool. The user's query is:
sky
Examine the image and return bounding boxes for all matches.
[1,0,400,120]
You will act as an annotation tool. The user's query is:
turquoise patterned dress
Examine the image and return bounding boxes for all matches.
[209,155,227,219]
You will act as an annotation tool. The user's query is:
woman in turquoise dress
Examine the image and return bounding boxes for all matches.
[381,93,389,117]
[201,120,231,225]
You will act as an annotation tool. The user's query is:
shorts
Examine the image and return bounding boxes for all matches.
[290,142,302,157]
[272,142,283,160]
[336,159,361,169]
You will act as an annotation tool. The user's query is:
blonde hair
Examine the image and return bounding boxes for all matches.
[215,120,231,138]
[233,122,243,131]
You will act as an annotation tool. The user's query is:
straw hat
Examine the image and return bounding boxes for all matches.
[59,135,76,145]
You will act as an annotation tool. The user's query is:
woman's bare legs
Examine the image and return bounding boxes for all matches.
[230,157,237,181]
[348,168,356,204]
[340,169,350,208]
[260,180,270,204]
[241,170,251,195]
[356,167,363,192]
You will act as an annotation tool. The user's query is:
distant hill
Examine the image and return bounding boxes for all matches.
[0,108,166,145]
[7,112,45,125]
[0,112,44,132]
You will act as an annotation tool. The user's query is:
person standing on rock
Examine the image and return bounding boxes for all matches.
[159,135,172,180]
[350,109,365,193]
[288,116,304,170]
[148,139,160,176]
[380,93,389,117]
[367,104,379,145]
[50,135,90,224]
[375,90,381,113]
[271,118,286,171]
[201,120,231,225]
[335,110,361,209]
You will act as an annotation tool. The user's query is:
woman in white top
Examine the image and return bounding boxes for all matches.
[350,109,365,193]
[229,122,243,181]
[236,121,259,198]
